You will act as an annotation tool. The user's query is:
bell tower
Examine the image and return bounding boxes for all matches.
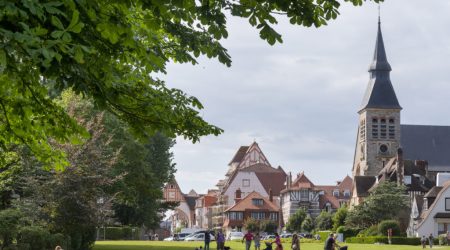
[353,20,402,177]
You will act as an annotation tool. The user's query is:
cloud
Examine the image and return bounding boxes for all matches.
[162,0,450,194]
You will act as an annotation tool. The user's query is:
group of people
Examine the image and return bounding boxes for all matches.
[241,231,301,250]
[421,233,434,249]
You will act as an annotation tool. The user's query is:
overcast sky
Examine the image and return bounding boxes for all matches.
[163,1,450,194]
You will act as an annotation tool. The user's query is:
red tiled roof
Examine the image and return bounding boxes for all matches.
[292,172,315,188]
[319,193,340,209]
[204,196,218,207]
[225,191,279,212]
[338,176,353,191]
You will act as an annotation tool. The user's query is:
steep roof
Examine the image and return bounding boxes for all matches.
[424,186,443,198]
[354,176,377,197]
[401,124,450,171]
[360,21,401,111]
[338,175,353,190]
[225,191,279,212]
[229,146,249,165]
[292,172,315,189]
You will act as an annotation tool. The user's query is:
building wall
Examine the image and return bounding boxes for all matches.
[224,172,268,206]
[281,189,321,225]
[354,109,401,177]
[416,186,450,237]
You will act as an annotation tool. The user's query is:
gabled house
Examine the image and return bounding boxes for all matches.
[163,179,199,230]
[280,172,352,225]
[195,190,219,229]
[223,191,280,234]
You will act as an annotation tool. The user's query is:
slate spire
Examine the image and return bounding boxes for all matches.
[360,20,402,111]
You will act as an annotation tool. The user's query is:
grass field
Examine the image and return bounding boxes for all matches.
[93,240,450,250]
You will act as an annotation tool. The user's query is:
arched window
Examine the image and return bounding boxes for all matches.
[372,118,379,139]
[380,118,387,139]
[389,118,395,139]
[360,119,366,142]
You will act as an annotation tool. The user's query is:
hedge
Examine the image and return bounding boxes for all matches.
[336,226,360,240]
[317,231,332,242]
[346,236,422,245]
[101,227,141,240]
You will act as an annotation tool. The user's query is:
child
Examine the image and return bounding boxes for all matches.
[254,232,261,250]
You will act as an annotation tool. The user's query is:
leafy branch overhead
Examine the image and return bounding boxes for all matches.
[0,0,380,168]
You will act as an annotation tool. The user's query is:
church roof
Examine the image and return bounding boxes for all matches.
[360,21,401,111]
[401,124,450,171]
[354,176,376,197]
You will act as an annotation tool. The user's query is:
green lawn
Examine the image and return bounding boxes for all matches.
[94,240,450,250]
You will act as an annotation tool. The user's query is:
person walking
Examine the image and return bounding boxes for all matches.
[291,234,300,250]
[324,233,341,250]
[204,230,211,250]
[428,233,434,249]
[421,235,427,249]
[242,231,254,250]
[216,230,225,250]
[273,233,283,250]
[254,232,261,250]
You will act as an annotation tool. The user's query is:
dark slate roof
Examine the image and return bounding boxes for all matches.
[424,186,443,198]
[354,176,377,197]
[360,22,401,111]
[229,146,249,164]
[434,213,450,219]
[401,125,450,171]
[184,195,197,211]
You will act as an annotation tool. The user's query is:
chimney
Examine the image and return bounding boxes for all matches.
[269,188,273,202]
[234,188,242,204]
[396,148,404,186]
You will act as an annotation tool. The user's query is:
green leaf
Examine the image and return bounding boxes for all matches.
[68,10,79,30]
[0,49,6,72]
[74,46,84,63]
[51,15,64,30]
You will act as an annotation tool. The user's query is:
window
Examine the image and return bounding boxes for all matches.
[169,191,175,198]
[388,118,395,139]
[170,185,174,188]
[404,176,412,185]
[344,190,350,198]
[446,198,450,211]
[360,120,366,142]
[380,118,386,139]
[300,189,309,201]
[372,118,379,138]
[251,212,266,220]
[252,198,264,206]
[269,213,278,221]
[229,212,243,220]
[242,179,250,187]
[333,189,339,197]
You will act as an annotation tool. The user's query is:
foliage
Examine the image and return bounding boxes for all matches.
[301,214,315,232]
[345,236,422,245]
[358,225,378,237]
[315,211,333,231]
[260,220,278,234]
[243,218,260,233]
[377,220,401,237]
[336,226,359,240]
[0,0,383,168]
[286,209,306,232]
[317,231,332,242]
[439,234,447,245]
[332,206,347,231]
[0,208,22,248]
[17,226,50,250]
[100,227,141,240]
[346,181,409,229]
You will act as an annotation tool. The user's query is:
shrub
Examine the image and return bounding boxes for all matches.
[346,236,421,245]
[17,226,50,250]
[103,226,141,240]
[378,220,401,236]
[317,231,332,242]
[336,226,360,240]
[48,233,69,249]
[358,225,378,237]
[439,234,447,245]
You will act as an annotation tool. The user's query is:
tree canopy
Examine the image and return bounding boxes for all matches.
[0,0,381,168]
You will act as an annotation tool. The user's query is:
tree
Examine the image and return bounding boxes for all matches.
[244,218,260,233]
[0,209,22,249]
[260,220,278,234]
[315,211,333,231]
[346,181,409,229]
[286,209,306,233]
[0,0,381,168]
[332,205,348,231]
[301,215,315,233]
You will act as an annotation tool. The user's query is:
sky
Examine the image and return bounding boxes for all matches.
[163,1,450,194]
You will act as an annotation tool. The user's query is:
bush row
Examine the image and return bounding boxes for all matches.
[346,236,422,245]
[99,227,141,240]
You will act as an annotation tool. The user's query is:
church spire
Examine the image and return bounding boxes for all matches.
[360,19,401,111]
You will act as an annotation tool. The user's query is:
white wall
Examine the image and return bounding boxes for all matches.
[224,172,268,206]
[416,185,450,237]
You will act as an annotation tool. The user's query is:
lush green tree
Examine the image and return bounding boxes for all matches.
[315,211,333,231]
[286,209,306,233]
[260,220,278,234]
[301,214,315,233]
[346,181,409,229]
[378,220,401,237]
[0,208,22,248]
[0,0,381,168]
[332,205,347,231]
[243,218,260,233]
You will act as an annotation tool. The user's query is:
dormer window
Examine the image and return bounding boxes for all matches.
[252,198,264,206]
[333,189,339,197]
[344,189,350,198]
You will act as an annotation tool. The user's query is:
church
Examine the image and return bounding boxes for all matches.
[351,19,450,206]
